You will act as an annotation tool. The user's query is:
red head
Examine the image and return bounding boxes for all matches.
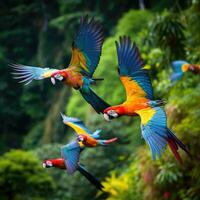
[77,134,88,142]
[50,70,68,85]
[103,106,125,121]
[43,158,66,169]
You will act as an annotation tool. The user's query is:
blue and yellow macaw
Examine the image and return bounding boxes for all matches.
[60,113,117,147]
[11,16,109,113]
[103,36,190,163]
[171,60,200,82]
[43,140,103,190]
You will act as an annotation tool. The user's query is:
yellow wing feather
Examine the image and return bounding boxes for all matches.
[136,108,156,125]
[120,76,147,101]
[68,48,88,72]
[65,122,91,137]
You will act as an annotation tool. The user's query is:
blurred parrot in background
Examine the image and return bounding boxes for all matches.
[11,16,110,113]
[60,113,117,147]
[103,36,190,163]
[42,141,103,190]
[171,60,200,82]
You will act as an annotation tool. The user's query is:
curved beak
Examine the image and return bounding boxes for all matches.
[103,113,110,122]
[51,77,56,85]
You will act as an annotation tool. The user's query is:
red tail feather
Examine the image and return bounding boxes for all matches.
[104,137,118,144]
[167,138,183,164]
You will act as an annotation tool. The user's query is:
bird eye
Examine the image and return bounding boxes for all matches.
[78,136,84,141]
[108,110,114,114]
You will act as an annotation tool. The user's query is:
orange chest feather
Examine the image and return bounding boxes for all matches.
[122,98,149,115]
[82,137,98,147]
[64,69,83,88]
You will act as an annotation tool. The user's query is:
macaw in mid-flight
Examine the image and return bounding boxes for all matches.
[43,141,103,190]
[43,114,117,190]
[102,36,190,163]
[171,60,200,82]
[60,113,117,147]
[11,16,110,114]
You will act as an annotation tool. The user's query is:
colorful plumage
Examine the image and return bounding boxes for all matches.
[11,16,109,113]
[171,60,200,82]
[43,148,103,190]
[60,113,117,147]
[103,36,190,163]
[42,113,118,190]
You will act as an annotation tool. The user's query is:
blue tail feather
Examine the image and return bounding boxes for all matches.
[80,86,110,114]
[78,164,103,190]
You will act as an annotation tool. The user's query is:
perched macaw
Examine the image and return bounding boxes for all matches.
[171,60,200,82]
[102,36,190,163]
[11,16,109,113]
[60,113,117,147]
[43,141,103,190]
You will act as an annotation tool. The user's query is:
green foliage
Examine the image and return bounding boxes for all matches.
[150,11,186,60]
[116,10,153,37]
[0,150,55,200]
[1,1,200,200]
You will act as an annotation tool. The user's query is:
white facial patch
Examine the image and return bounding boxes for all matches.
[108,110,118,117]
[103,113,110,121]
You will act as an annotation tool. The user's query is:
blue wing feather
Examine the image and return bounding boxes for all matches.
[140,107,168,159]
[116,36,153,99]
[61,141,82,175]
[10,63,57,85]
[73,16,104,77]
[140,107,189,160]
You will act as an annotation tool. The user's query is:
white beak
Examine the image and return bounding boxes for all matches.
[103,113,110,122]
[51,77,56,85]
[42,163,46,168]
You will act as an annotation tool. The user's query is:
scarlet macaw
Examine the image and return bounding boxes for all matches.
[11,16,109,113]
[103,36,190,163]
[171,60,200,82]
[43,114,117,190]
[43,141,103,190]
[60,113,117,147]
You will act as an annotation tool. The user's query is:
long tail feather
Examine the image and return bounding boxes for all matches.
[78,165,103,191]
[167,137,183,164]
[99,137,118,145]
[80,87,110,114]
[167,128,190,164]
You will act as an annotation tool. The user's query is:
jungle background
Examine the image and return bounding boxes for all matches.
[0,0,200,199]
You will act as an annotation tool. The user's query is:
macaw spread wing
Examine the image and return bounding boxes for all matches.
[136,107,168,159]
[11,63,58,85]
[61,141,81,175]
[61,113,92,136]
[68,16,104,77]
[116,36,153,101]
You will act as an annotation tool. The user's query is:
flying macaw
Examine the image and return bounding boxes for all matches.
[42,141,103,190]
[43,114,117,190]
[102,36,190,163]
[171,60,200,82]
[11,16,110,113]
[60,113,117,147]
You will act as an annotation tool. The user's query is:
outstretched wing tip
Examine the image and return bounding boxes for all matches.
[70,16,104,77]
[61,141,81,175]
